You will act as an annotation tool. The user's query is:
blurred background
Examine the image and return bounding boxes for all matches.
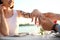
[14,0,60,35]
[14,0,60,14]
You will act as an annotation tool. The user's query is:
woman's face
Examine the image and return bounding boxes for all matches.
[2,0,14,8]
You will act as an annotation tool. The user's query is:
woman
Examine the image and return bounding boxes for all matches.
[0,0,23,36]
[0,0,9,36]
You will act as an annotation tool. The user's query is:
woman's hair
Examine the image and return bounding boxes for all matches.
[0,0,3,4]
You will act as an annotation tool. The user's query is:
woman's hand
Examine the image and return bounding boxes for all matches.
[30,9,41,24]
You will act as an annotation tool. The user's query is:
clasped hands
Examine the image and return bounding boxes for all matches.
[30,10,54,31]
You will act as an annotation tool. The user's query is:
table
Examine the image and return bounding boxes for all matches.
[0,34,60,40]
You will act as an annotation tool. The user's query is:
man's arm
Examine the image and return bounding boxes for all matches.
[43,12,60,21]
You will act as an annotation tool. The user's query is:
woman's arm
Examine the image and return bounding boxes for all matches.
[0,5,9,36]
[17,10,31,18]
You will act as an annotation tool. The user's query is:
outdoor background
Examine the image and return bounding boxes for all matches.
[14,0,60,34]
[14,0,60,14]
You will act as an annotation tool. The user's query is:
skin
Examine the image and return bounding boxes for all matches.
[0,4,9,36]
[43,12,60,21]
[0,0,11,36]
[30,9,60,23]
[0,0,22,36]
[30,9,59,31]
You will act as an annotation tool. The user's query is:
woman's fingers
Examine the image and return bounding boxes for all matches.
[37,16,40,25]
[35,16,38,24]
[30,13,34,22]
[31,17,33,22]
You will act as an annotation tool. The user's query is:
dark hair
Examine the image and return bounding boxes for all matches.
[0,0,3,4]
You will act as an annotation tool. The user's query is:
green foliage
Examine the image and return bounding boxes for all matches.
[39,27,44,35]
[19,23,34,26]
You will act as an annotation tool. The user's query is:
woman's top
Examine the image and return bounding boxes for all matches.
[6,10,19,36]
